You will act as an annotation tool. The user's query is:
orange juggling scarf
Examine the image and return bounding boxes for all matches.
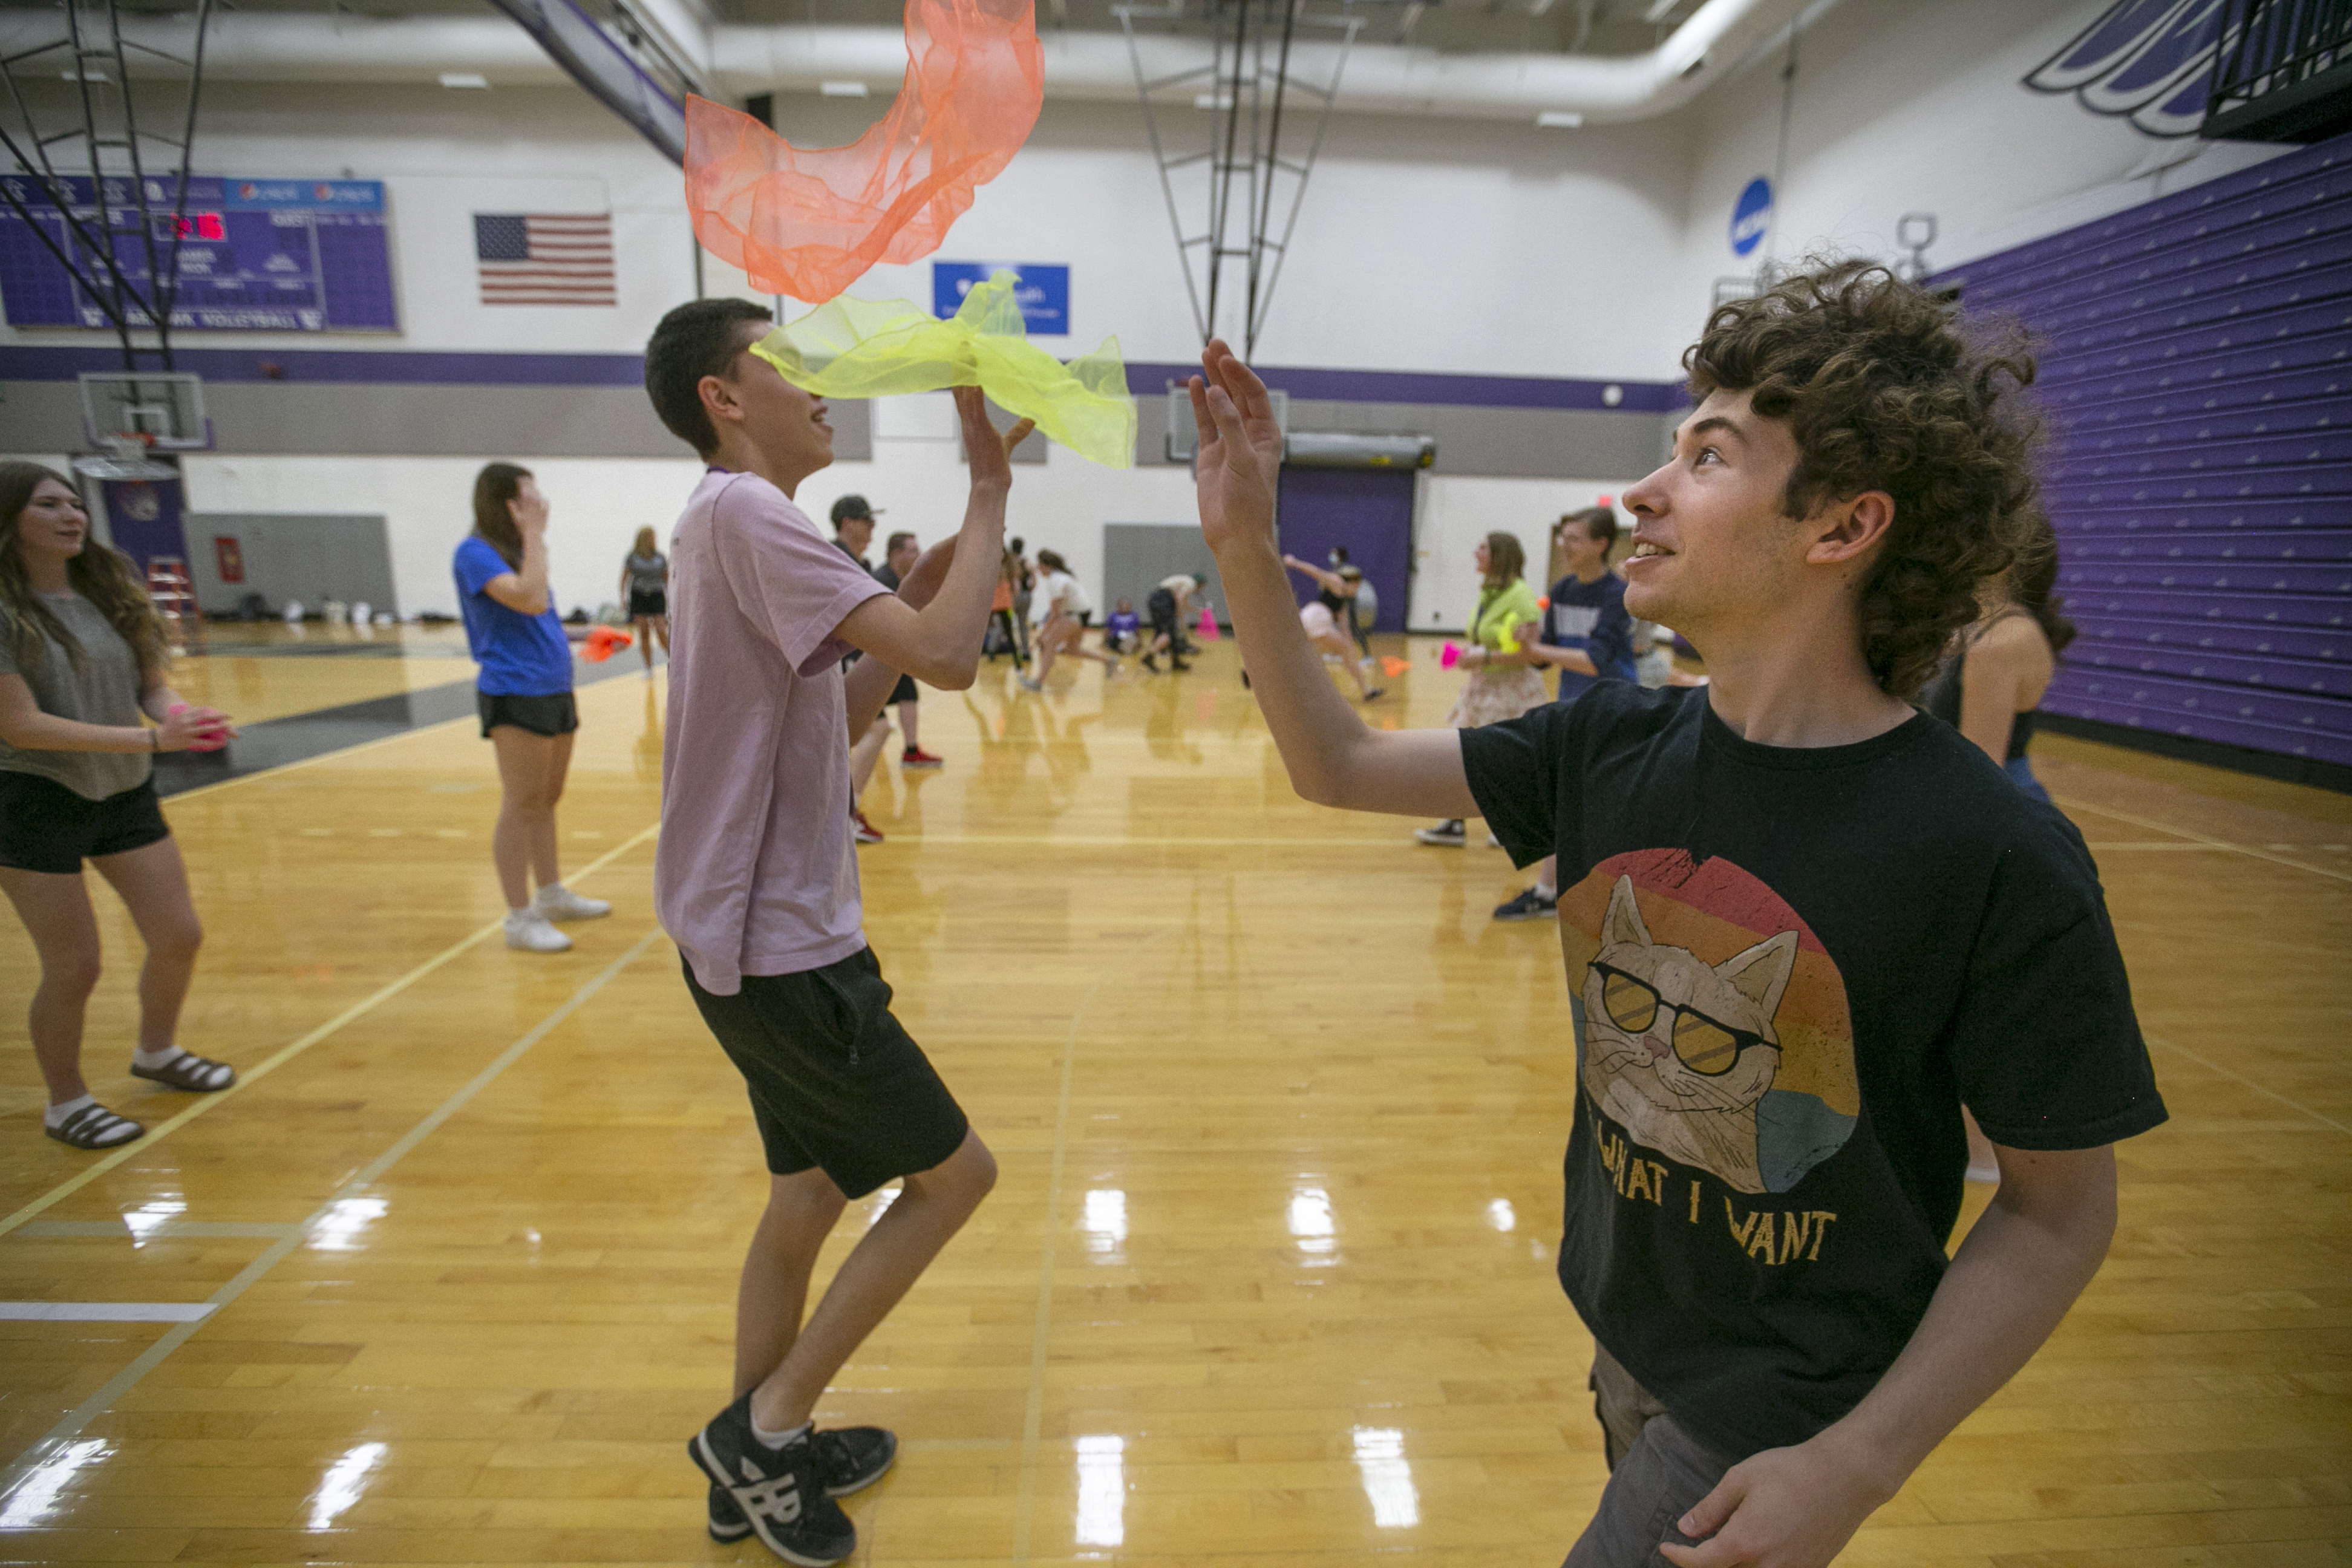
[684,0,1045,304]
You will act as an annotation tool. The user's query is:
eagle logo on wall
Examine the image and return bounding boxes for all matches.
[2025,0,2230,139]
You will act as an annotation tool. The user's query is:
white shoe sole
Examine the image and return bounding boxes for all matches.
[505,930,572,953]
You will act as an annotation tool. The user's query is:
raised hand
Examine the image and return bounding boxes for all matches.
[1189,338,1282,555]
[954,385,1037,492]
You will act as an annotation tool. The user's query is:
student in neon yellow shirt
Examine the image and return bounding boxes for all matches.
[1415,531,1546,847]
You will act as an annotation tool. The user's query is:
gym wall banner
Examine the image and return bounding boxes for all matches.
[933,262,1070,336]
[1731,178,1772,258]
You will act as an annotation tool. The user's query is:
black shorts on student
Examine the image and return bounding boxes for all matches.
[887,671,919,706]
[0,770,171,875]
[684,946,970,1198]
[1148,588,1178,638]
[629,589,667,618]
[477,689,578,739]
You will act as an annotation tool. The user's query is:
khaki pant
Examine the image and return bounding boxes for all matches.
[1563,1345,1740,1568]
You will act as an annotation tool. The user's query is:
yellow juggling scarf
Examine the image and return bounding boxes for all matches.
[750,270,1137,469]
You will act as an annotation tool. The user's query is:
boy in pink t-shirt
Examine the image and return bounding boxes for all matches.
[643,298,1035,1566]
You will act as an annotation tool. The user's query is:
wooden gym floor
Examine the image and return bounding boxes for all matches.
[1,627,2346,1566]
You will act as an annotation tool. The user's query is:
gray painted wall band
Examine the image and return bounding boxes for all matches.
[5,377,1668,478]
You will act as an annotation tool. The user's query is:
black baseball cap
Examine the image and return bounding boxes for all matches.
[829,494,883,524]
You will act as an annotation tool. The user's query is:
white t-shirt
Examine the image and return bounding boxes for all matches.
[1033,569,1092,623]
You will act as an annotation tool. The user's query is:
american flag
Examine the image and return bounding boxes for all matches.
[473,212,616,306]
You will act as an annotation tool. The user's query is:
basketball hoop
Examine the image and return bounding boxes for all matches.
[73,433,180,482]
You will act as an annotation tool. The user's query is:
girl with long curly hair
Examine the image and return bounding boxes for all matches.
[0,462,239,1150]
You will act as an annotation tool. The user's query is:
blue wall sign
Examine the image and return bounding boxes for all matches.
[1730,177,1772,258]
[933,262,1069,336]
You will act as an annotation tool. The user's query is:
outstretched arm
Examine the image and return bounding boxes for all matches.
[835,388,1034,690]
[1281,554,1352,595]
[1193,341,1471,817]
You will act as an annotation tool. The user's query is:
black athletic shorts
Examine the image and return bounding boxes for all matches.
[887,671,918,705]
[1148,587,1179,638]
[684,947,970,1197]
[477,690,578,739]
[628,588,667,618]
[0,770,171,875]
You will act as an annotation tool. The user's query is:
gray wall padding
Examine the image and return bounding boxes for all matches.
[0,381,874,462]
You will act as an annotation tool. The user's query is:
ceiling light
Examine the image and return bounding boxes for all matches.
[1195,93,1233,109]
[1642,0,1679,19]
[820,80,870,97]
[1537,110,1584,128]
[439,72,490,89]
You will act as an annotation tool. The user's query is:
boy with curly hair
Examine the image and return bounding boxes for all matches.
[1189,261,2166,1567]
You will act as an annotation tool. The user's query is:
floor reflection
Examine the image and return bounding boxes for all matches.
[305,1441,387,1529]
[1073,1434,1126,1547]
[1351,1427,1421,1529]
[0,1440,108,1526]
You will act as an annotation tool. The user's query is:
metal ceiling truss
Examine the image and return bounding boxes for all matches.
[1117,0,1365,354]
[0,0,215,370]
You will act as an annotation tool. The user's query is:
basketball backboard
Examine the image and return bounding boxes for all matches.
[79,372,212,451]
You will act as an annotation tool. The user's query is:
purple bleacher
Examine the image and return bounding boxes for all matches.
[1939,133,2352,775]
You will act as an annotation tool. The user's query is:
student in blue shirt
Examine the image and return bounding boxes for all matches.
[454,462,611,954]
[1492,506,1638,922]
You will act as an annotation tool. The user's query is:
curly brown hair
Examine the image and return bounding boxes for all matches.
[1682,260,2045,699]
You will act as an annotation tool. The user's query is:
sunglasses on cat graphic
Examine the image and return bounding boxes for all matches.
[1590,962,1772,1077]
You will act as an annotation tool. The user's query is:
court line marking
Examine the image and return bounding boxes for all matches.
[2145,1031,2350,1138]
[0,928,665,1510]
[1008,924,1180,1566]
[157,660,655,805]
[0,820,660,1242]
[2051,795,2352,886]
[15,1221,299,1240]
[155,706,470,805]
[0,1303,214,1322]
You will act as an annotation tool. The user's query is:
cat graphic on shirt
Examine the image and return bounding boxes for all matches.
[1579,874,1798,1194]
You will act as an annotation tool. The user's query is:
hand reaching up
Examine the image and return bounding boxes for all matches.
[955,385,1037,492]
[1189,339,1283,557]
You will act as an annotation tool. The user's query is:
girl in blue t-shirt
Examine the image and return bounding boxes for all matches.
[453,462,610,954]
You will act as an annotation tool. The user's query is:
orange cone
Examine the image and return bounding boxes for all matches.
[581,625,633,663]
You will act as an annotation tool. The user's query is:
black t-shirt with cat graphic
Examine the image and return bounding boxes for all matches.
[1462,682,2165,1459]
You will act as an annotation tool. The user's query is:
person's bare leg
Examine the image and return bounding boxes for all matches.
[897,700,920,754]
[734,1168,851,1398]
[0,867,103,1104]
[636,617,655,670]
[1316,630,1370,696]
[531,730,574,892]
[851,717,889,795]
[89,837,202,1055]
[653,615,670,655]
[1031,623,1061,683]
[490,726,558,907]
[748,1129,997,1431]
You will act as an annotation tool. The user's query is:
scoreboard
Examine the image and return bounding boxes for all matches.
[0,175,398,333]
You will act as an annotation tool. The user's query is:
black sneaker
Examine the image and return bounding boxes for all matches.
[1171,658,1193,672]
[1493,886,1559,922]
[1141,652,1160,671]
[1414,819,1466,846]
[813,1425,897,1494]
[707,1423,897,1540]
[688,1394,855,1566]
